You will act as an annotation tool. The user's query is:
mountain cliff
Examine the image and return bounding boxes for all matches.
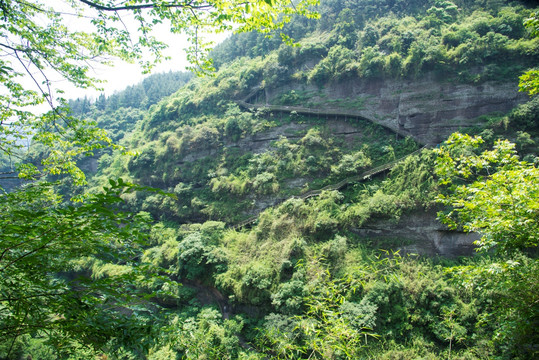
[79,0,538,254]
[40,1,538,358]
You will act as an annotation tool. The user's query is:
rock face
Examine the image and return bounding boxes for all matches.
[183,119,369,163]
[265,74,527,145]
[352,209,480,257]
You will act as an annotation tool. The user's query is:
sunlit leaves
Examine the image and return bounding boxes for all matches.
[435,133,539,254]
[519,69,539,96]
[0,0,319,184]
[259,260,374,359]
[75,0,320,74]
[519,13,539,95]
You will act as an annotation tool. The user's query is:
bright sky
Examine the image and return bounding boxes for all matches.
[53,4,229,101]
[8,2,230,113]
[75,35,191,99]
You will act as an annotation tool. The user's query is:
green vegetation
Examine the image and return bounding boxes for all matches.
[0,180,175,358]
[1,0,538,359]
[0,0,321,357]
[436,133,538,253]
[305,2,538,84]
[435,133,538,358]
[519,12,539,95]
[213,0,539,86]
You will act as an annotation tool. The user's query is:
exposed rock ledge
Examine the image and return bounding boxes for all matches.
[351,209,480,257]
[265,74,527,145]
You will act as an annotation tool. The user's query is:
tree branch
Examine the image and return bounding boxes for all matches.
[0,291,66,302]
[7,307,30,358]
[0,231,57,272]
[77,0,212,12]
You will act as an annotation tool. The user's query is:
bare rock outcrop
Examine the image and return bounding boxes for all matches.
[264,75,527,145]
[352,209,480,257]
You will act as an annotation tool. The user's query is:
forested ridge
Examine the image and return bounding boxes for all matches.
[1,0,538,359]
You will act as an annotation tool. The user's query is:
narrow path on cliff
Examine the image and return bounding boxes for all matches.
[187,147,428,354]
[230,145,427,230]
[235,99,412,140]
[235,84,414,141]
[228,86,428,230]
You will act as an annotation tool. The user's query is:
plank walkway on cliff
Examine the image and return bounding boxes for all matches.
[235,84,414,140]
[230,145,427,230]
[228,86,427,230]
[235,99,412,140]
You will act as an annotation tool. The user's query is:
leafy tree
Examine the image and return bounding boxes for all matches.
[508,96,539,131]
[308,45,356,84]
[0,180,169,357]
[426,0,459,25]
[448,255,539,360]
[435,133,538,254]
[435,133,539,359]
[0,0,319,184]
[519,12,539,95]
[162,308,250,359]
[331,150,371,177]
[333,8,358,49]
[1,0,321,356]
[259,261,372,359]
[177,228,225,281]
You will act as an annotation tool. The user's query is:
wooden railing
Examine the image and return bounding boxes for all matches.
[240,85,264,103]
[235,100,411,140]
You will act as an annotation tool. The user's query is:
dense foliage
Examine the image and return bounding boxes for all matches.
[1,0,538,359]
[213,0,539,86]
[69,72,193,114]
[0,180,174,358]
[0,0,320,358]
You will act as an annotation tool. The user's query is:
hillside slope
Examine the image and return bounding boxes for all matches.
[38,1,539,359]
[67,0,538,260]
